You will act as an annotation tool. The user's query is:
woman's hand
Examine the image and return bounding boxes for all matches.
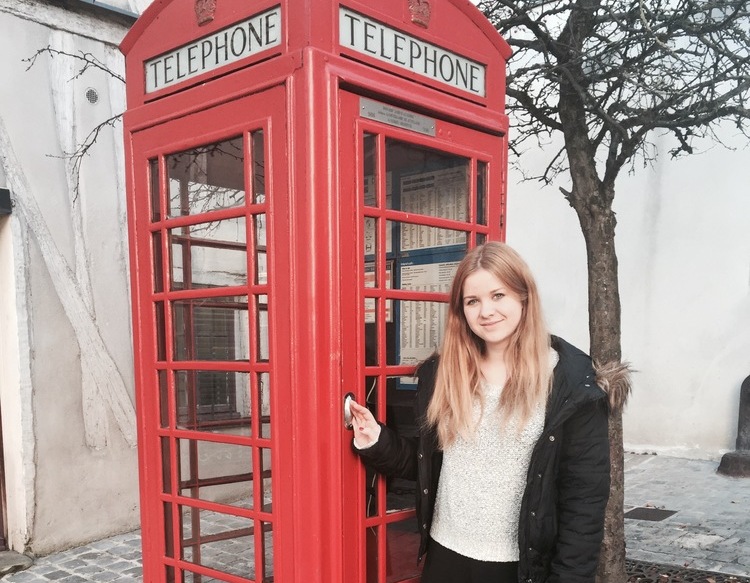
[349,399,381,448]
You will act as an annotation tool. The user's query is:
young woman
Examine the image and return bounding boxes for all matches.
[350,241,612,583]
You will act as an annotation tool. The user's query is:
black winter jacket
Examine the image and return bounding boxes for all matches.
[354,336,610,583]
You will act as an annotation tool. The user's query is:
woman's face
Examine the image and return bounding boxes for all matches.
[462,268,523,354]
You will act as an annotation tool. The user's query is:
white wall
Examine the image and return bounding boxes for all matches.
[0,0,139,554]
[506,135,750,460]
[0,213,36,551]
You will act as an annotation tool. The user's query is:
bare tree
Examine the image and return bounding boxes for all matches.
[477,0,750,580]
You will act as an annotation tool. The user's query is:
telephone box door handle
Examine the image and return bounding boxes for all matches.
[343,392,355,430]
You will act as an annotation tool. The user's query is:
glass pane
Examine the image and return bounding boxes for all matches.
[365,465,379,519]
[164,502,175,558]
[365,525,379,583]
[396,247,461,293]
[364,216,377,261]
[261,520,274,582]
[167,136,244,217]
[153,231,164,292]
[385,375,419,437]
[252,130,265,203]
[180,507,254,578]
[364,301,380,367]
[172,296,249,362]
[178,439,252,509]
[256,295,269,362]
[477,160,487,225]
[388,300,448,367]
[155,302,166,361]
[385,376,417,511]
[385,138,469,223]
[159,370,169,428]
[257,372,271,439]
[363,133,377,208]
[259,448,272,512]
[175,371,250,432]
[361,376,380,519]
[385,518,422,582]
[254,214,267,285]
[396,220,467,253]
[170,217,247,290]
[150,158,161,222]
[161,437,172,494]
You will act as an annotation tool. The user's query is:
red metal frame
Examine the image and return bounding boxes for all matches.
[128,90,293,582]
[338,90,505,583]
[122,1,509,581]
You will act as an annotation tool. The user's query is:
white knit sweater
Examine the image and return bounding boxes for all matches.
[430,378,548,562]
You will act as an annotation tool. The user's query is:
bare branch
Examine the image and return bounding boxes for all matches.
[24,47,125,83]
[487,0,750,184]
[47,114,123,202]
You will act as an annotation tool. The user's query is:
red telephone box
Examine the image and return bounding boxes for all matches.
[121,1,510,581]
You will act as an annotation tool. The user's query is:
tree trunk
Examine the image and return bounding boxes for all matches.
[599,411,627,583]
[570,185,627,583]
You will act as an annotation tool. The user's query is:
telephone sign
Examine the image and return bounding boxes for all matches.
[339,8,486,96]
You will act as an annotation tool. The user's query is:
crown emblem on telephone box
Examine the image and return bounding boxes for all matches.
[195,0,217,25]
[408,0,431,28]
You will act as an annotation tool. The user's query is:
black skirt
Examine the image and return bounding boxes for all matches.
[421,539,519,583]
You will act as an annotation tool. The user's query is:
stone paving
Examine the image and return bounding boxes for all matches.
[1,452,748,582]
[624,453,750,578]
[0,532,143,582]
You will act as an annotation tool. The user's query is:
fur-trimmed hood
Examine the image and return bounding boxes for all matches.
[594,359,633,412]
[550,335,633,415]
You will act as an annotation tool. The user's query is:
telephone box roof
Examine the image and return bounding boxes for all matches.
[121,0,511,109]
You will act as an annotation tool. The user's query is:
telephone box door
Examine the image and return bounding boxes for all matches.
[129,86,293,583]
[339,91,506,582]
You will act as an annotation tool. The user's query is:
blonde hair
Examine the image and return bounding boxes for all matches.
[426,242,552,448]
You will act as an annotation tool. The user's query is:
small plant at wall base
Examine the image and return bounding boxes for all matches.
[477,1,750,582]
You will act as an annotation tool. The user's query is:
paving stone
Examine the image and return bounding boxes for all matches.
[41,570,73,580]
[74,566,105,575]
[2,572,45,583]
[92,571,123,581]
[59,560,86,570]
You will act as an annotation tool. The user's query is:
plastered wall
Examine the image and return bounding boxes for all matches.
[507,134,750,460]
[0,1,139,554]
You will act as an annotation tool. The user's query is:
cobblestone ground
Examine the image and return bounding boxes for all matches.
[624,453,750,578]
[2,453,749,582]
[2,503,276,583]
[2,532,143,582]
